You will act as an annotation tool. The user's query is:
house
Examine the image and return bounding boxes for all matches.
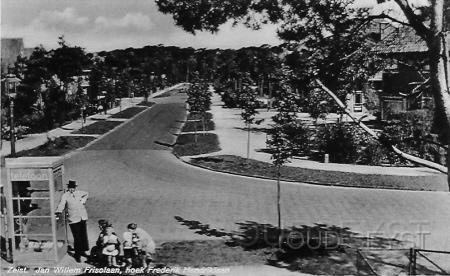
[360,20,449,119]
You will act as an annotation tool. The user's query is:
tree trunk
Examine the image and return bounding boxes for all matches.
[427,0,450,188]
[202,113,206,135]
[394,0,450,186]
[247,122,251,160]
[277,165,282,248]
[194,114,198,144]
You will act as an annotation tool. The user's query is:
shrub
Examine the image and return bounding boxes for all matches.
[315,123,359,163]
[267,122,311,156]
[381,109,446,165]
[356,139,402,166]
[221,89,240,108]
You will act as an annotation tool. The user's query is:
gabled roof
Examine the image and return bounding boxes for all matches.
[371,23,430,54]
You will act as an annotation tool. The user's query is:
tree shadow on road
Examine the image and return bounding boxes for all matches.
[172,216,444,275]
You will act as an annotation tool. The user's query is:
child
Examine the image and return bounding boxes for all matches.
[123,223,155,268]
[122,226,141,268]
[89,219,109,265]
[101,224,120,267]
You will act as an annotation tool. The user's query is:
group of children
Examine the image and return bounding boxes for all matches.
[90,220,156,268]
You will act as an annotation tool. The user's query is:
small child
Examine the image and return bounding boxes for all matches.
[89,219,109,265]
[122,228,141,267]
[101,224,120,267]
[123,223,155,268]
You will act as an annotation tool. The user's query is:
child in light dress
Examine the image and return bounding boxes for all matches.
[101,225,120,267]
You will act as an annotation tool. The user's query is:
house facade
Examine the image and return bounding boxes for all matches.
[357,20,447,120]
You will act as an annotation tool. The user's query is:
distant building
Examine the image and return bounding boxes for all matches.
[1,38,33,74]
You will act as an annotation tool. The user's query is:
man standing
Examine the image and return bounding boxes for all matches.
[55,180,89,262]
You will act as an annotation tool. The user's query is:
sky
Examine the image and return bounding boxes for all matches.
[0,0,406,53]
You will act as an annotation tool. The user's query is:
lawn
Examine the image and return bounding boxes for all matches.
[189,155,447,191]
[181,120,215,132]
[13,136,95,157]
[157,240,267,267]
[111,106,147,118]
[173,133,220,156]
[72,121,123,135]
[187,112,213,121]
[155,217,420,275]
[137,101,156,107]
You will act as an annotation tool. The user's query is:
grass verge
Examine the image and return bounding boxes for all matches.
[173,133,220,156]
[157,240,266,267]
[189,155,447,191]
[182,120,215,132]
[111,106,147,118]
[13,136,95,157]
[187,112,213,121]
[137,101,156,107]
[72,121,122,135]
[158,217,419,275]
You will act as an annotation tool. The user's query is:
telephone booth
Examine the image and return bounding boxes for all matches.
[4,157,67,265]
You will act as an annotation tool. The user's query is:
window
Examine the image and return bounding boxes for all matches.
[354,91,363,112]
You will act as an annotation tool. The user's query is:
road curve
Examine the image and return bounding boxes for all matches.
[65,91,450,252]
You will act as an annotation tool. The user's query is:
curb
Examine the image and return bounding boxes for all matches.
[174,155,444,192]
[167,106,188,147]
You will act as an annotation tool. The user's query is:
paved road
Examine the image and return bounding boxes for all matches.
[64,91,450,254]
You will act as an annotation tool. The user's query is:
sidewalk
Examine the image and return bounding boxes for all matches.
[186,92,444,177]
[0,84,186,158]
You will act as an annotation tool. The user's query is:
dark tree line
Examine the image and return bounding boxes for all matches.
[2,39,287,135]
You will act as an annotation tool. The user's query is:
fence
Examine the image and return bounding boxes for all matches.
[356,247,450,275]
[356,247,410,275]
[411,248,450,275]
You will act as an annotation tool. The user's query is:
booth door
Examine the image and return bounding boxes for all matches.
[11,180,55,264]
[53,166,68,259]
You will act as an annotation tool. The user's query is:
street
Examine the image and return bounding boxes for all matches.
[64,90,450,252]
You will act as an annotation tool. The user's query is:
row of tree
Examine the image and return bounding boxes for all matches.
[2,37,291,135]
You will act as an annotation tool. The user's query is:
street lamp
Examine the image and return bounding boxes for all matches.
[5,71,20,157]
[111,67,120,112]
[149,72,155,101]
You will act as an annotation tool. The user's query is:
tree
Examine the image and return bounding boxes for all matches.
[47,36,92,92]
[187,73,211,142]
[239,74,259,160]
[267,71,301,249]
[155,0,449,185]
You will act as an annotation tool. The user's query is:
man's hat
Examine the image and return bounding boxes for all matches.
[127,223,137,230]
[67,180,77,188]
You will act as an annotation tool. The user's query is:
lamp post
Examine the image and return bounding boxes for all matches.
[5,72,20,157]
[111,67,120,112]
[149,72,155,101]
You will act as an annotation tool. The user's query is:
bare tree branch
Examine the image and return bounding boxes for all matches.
[410,78,430,95]
[369,13,411,27]
[393,0,431,40]
[315,78,448,174]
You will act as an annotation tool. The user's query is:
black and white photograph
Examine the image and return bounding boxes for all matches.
[1,0,449,275]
